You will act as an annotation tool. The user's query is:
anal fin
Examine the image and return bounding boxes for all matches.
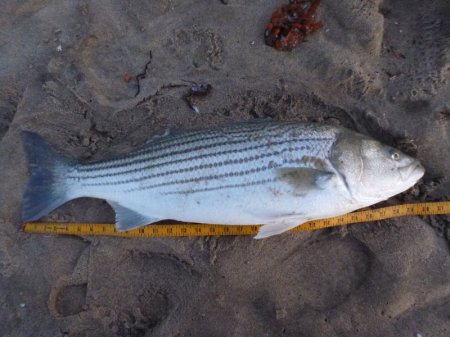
[108,201,160,232]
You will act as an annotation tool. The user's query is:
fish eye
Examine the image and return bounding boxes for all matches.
[391,152,400,161]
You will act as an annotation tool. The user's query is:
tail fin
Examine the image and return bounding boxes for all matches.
[21,132,73,222]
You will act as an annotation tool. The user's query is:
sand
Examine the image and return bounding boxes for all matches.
[1,0,450,336]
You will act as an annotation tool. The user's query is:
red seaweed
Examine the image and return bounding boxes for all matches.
[264,0,323,51]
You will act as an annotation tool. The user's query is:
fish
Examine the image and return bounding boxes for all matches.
[21,121,425,239]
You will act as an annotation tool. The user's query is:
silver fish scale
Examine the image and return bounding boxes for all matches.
[70,122,337,195]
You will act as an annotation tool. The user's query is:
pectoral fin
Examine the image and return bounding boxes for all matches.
[276,168,335,192]
[254,221,304,239]
[108,201,160,231]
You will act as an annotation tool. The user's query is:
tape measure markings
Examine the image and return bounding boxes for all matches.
[23,201,450,237]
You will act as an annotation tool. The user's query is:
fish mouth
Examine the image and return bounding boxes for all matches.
[399,162,425,182]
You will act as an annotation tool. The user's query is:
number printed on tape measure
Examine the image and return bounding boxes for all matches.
[22,201,450,238]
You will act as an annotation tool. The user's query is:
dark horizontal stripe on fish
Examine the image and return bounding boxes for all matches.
[78,145,306,186]
[77,125,302,173]
[131,121,303,155]
[73,137,320,181]
[76,124,304,173]
[122,159,302,192]
[131,122,279,154]
[161,177,278,195]
[77,131,221,171]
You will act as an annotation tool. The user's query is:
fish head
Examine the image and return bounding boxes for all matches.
[331,131,425,204]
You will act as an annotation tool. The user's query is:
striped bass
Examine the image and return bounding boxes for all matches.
[21,121,425,238]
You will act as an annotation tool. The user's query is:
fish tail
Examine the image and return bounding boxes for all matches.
[21,131,73,222]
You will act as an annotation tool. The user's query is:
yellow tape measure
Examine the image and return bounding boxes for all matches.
[23,201,450,238]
